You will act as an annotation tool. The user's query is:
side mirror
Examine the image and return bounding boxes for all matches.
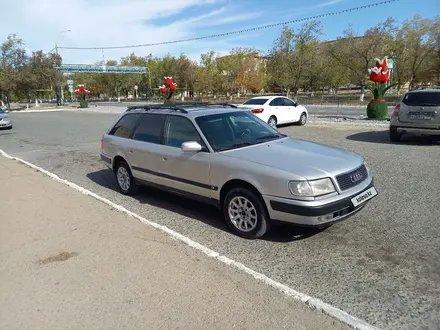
[181,141,202,152]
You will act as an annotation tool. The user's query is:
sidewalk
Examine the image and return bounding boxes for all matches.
[0,157,350,330]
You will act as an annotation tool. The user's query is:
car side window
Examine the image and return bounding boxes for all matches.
[109,113,142,138]
[269,98,282,106]
[132,114,166,144]
[163,116,204,148]
[282,98,296,106]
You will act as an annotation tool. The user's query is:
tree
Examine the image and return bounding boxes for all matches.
[327,18,395,100]
[389,15,435,90]
[267,21,322,97]
[0,34,28,108]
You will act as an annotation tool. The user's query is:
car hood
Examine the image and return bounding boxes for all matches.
[0,113,9,119]
[220,137,364,180]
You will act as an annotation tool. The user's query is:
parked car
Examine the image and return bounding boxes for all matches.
[237,96,308,128]
[100,103,377,239]
[390,87,440,142]
[0,108,12,129]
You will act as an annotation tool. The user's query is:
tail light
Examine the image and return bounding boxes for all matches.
[251,108,264,114]
[393,104,400,116]
[100,138,104,150]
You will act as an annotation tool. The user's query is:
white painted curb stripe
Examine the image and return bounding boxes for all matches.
[0,149,380,330]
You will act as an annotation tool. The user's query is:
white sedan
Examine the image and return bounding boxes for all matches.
[237,96,308,128]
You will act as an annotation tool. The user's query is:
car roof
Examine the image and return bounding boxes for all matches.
[123,103,246,119]
[407,87,440,94]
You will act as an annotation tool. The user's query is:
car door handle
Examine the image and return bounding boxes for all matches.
[162,157,167,161]
[129,149,133,153]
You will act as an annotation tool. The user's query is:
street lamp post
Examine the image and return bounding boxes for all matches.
[55,30,71,106]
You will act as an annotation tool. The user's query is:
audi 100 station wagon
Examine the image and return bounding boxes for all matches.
[100,103,377,239]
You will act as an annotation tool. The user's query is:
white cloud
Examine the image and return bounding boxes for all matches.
[0,0,262,64]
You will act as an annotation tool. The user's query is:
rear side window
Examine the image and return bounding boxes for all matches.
[132,114,166,144]
[109,113,142,138]
[402,92,440,106]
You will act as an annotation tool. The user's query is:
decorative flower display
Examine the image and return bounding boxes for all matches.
[367,56,394,99]
[366,56,397,119]
[74,84,91,108]
[160,76,177,103]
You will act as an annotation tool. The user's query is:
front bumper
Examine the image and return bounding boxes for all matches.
[263,178,377,227]
[0,120,12,128]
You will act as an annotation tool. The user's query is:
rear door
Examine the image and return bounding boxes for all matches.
[129,113,173,187]
[398,91,440,128]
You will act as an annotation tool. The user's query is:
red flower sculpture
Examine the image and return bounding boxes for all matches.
[74,84,91,108]
[160,76,177,102]
[367,56,395,99]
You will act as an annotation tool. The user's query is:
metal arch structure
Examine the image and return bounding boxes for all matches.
[56,64,147,74]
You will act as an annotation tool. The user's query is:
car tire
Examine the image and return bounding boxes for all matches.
[114,159,138,195]
[223,188,271,239]
[268,116,277,128]
[389,126,402,142]
[297,112,307,126]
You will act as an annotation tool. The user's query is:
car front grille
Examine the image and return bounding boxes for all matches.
[335,164,368,191]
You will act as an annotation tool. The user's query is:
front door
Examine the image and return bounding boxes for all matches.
[160,115,213,199]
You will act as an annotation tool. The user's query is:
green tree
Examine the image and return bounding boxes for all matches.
[267,21,322,97]
[0,34,28,108]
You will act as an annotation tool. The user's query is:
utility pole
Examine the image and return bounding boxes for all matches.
[54,30,71,106]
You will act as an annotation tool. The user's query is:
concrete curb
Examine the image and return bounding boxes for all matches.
[0,149,381,330]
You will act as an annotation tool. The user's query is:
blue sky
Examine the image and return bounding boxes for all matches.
[0,0,438,64]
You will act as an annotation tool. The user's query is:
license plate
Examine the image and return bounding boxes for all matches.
[351,187,377,207]
[410,114,431,120]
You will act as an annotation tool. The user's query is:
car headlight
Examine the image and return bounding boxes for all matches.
[289,178,336,197]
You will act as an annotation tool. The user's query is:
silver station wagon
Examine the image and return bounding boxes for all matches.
[100,103,377,239]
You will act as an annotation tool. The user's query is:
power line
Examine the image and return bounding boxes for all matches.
[58,0,400,50]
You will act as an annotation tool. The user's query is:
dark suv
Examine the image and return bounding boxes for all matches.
[389,87,440,141]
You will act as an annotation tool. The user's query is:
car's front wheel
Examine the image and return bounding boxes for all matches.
[223,188,270,239]
[297,112,307,126]
[115,160,138,195]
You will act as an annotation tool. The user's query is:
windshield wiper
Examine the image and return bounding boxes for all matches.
[218,142,253,151]
[256,133,285,140]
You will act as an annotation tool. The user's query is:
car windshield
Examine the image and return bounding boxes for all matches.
[402,92,440,106]
[195,111,286,152]
[243,98,268,105]
[0,109,4,114]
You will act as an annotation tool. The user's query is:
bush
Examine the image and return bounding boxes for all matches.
[367,100,388,119]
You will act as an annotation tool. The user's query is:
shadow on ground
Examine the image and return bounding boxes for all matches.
[87,169,324,242]
[346,130,440,146]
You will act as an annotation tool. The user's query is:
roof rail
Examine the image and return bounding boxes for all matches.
[409,85,440,91]
[125,101,239,113]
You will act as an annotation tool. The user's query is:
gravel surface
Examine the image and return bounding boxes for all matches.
[1,111,440,330]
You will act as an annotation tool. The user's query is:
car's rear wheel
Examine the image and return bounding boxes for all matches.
[223,188,270,239]
[268,116,277,128]
[389,126,402,142]
[115,160,138,195]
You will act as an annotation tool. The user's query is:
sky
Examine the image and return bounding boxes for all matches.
[1,0,438,65]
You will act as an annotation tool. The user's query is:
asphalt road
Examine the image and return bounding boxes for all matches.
[1,111,439,330]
